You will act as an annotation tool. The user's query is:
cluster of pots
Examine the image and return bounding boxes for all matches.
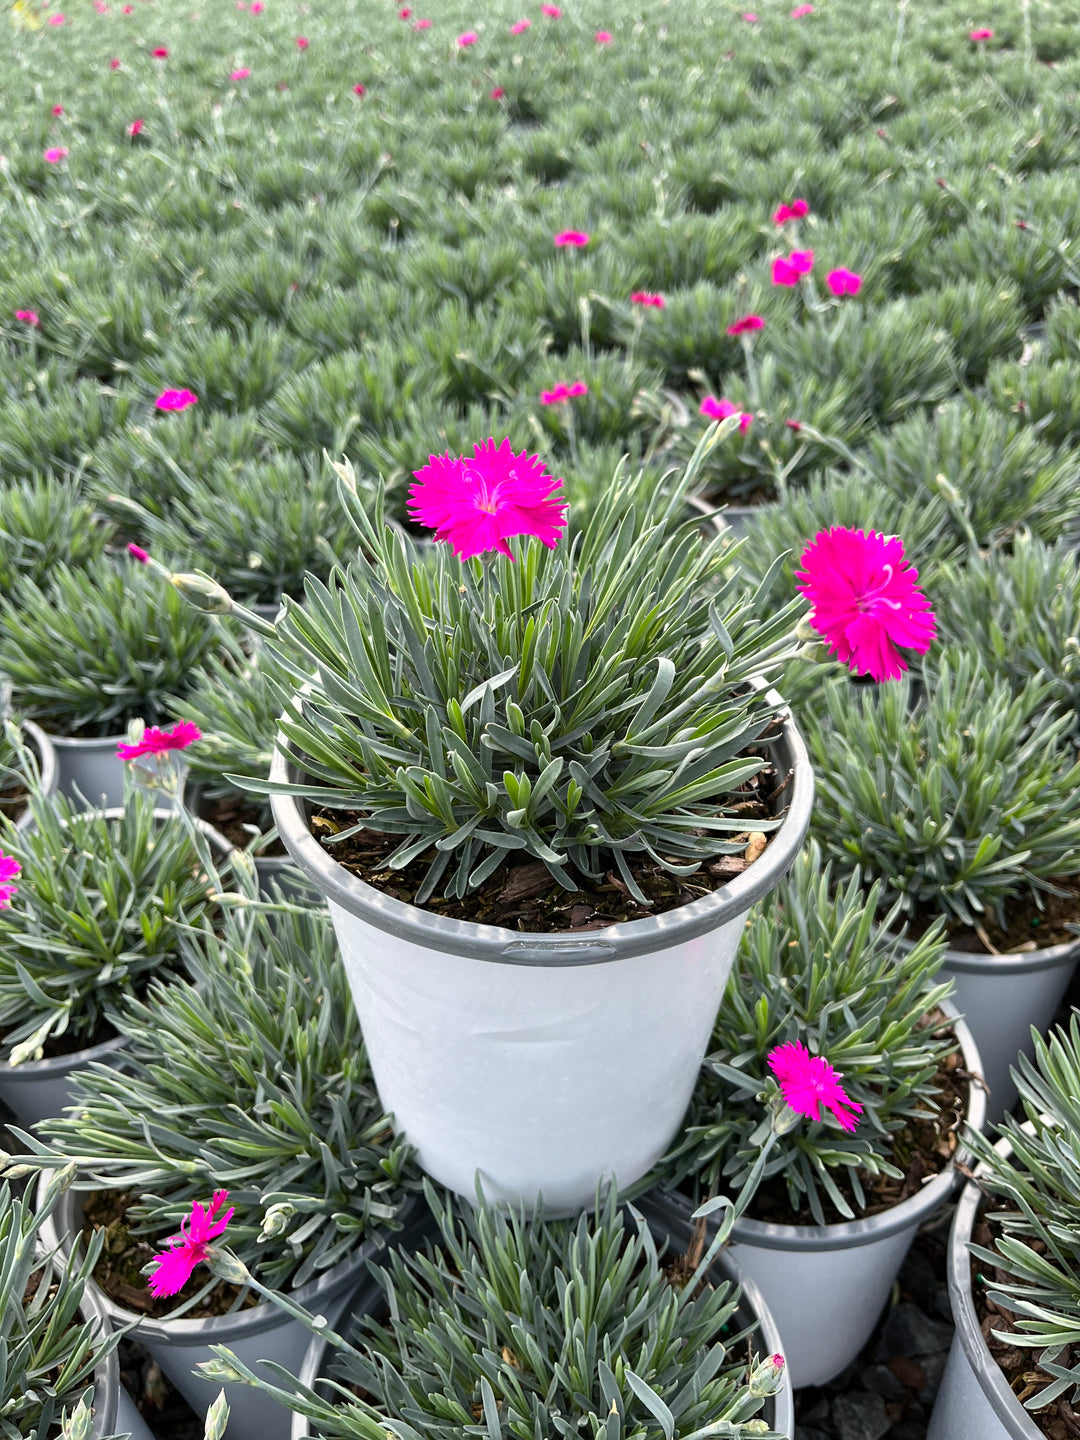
[6,681,1078,1440]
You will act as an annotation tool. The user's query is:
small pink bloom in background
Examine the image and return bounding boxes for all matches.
[554,229,589,247]
[230,67,251,79]
[147,1192,234,1299]
[489,86,504,98]
[413,18,432,28]
[14,310,40,326]
[155,388,198,411]
[788,248,814,274]
[791,4,814,15]
[353,83,366,95]
[118,720,201,761]
[122,4,133,11]
[540,380,588,403]
[700,396,752,433]
[630,291,665,308]
[827,267,862,296]
[727,313,764,335]
[773,197,809,225]
[110,57,122,68]
[0,852,21,911]
[295,35,308,48]
[795,526,937,682]
[398,5,412,15]
[771,256,800,286]
[969,27,993,40]
[52,104,64,116]
[510,17,530,31]
[769,1041,862,1132]
[595,29,612,43]
[237,1,247,8]
[152,46,168,57]
[742,12,759,22]
[457,30,478,46]
[43,147,68,163]
[566,380,588,397]
[95,0,108,11]
[541,4,562,15]
[47,12,65,24]
[128,118,145,136]
[128,542,150,563]
[409,438,567,562]
[250,1,264,10]
[785,419,802,431]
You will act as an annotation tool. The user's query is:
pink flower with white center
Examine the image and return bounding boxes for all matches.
[630,291,665,308]
[117,721,202,762]
[295,35,308,48]
[510,17,530,31]
[408,438,567,562]
[769,1041,862,1132]
[827,267,862,296]
[230,68,251,80]
[44,148,68,163]
[0,852,21,911]
[727,313,764,335]
[52,104,64,116]
[541,4,562,15]
[155,388,198,411]
[595,30,612,43]
[700,396,752,433]
[457,30,478,45]
[147,1192,234,1299]
[15,310,40,326]
[554,229,589,247]
[969,27,993,40]
[128,118,145,136]
[795,526,936,681]
[128,542,150,563]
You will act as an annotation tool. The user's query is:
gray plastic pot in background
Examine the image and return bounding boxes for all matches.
[41,1180,414,1440]
[271,696,814,1214]
[46,730,130,811]
[649,1000,985,1390]
[285,1201,795,1440]
[927,1147,1043,1440]
[56,1272,155,1440]
[10,721,58,832]
[892,930,1080,1119]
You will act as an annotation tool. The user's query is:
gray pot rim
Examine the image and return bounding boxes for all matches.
[655,998,985,1253]
[269,690,813,965]
[11,720,59,832]
[287,1201,793,1440]
[41,1177,414,1345]
[182,780,296,869]
[891,926,1080,976]
[41,728,129,751]
[76,1274,124,1440]
[948,1145,1044,1439]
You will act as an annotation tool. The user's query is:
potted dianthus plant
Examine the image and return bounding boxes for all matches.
[6,865,418,1440]
[0,686,57,831]
[646,840,985,1389]
[929,1013,1080,1440]
[157,426,936,1210]
[807,645,1080,1115]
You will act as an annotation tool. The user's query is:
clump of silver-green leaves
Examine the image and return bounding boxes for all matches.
[657,843,962,1224]
[966,1012,1080,1413]
[238,434,802,902]
[198,1183,786,1440]
[5,859,416,1298]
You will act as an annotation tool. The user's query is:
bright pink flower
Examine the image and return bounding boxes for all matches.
[155,388,198,411]
[742,12,759,21]
[147,1192,234,1299]
[122,5,133,12]
[43,148,68,163]
[630,291,665,308]
[152,46,168,57]
[700,396,752,433]
[47,12,65,24]
[250,1,264,10]
[0,852,21,910]
[128,542,150,563]
[353,83,366,95]
[789,248,814,273]
[408,438,567,562]
[117,720,202,762]
[398,5,412,14]
[413,18,432,28]
[727,313,764,335]
[489,86,504,98]
[127,118,145,136]
[595,29,612,42]
[769,1041,862,1132]
[969,27,993,40]
[791,4,814,15]
[52,104,64,116]
[795,527,937,682]
[295,35,308,48]
[827,267,862,297]
[541,4,562,15]
[457,30,478,45]
[771,257,798,285]
[14,310,40,326]
[110,57,121,68]
[773,197,809,225]
[554,230,589,247]
[510,17,530,31]
[95,0,109,11]
[541,380,587,403]
[566,380,588,397]
[230,68,251,80]
[785,419,802,431]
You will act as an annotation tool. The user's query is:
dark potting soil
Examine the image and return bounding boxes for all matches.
[194,789,287,858]
[81,1189,260,1321]
[904,876,1080,955]
[307,743,789,931]
[0,1016,117,1062]
[0,781,28,822]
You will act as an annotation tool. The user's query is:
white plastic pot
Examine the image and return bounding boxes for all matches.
[652,1000,985,1390]
[42,1181,409,1440]
[893,930,1080,1118]
[271,699,813,1213]
[927,1148,1043,1440]
[8,721,59,831]
[286,1201,795,1440]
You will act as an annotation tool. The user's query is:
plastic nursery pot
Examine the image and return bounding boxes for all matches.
[9,721,59,832]
[891,929,1080,1120]
[927,1141,1043,1440]
[0,809,229,1131]
[45,730,131,811]
[285,1202,795,1440]
[649,999,986,1390]
[182,781,316,905]
[270,696,814,1214]
[76,1279,157,1440]
[40,1180,415,1440]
